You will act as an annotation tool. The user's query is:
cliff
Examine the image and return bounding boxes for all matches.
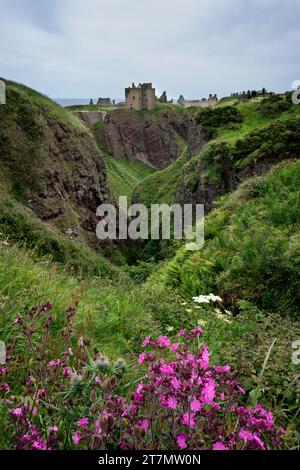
[93,107,191,169]
[0,79,114,252]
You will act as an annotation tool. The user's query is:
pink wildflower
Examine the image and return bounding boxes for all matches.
[77,417,89,428]
[138,419,149,431]
[182,412,195,429]
[32,438,47,450]
[160,364,174,375]
[94,419,102,436]
[63,366,74,378]
[138,352,146,364]
[49,426,58,433]
[169,342,179,351]
[73,432,81,445]
[158,336,171,349]
[201,378,216,403]
[213,442,229,450]
[10,407,23,418]
[166,396,178,409]
[170,377,180,390]
[0,383,10,392]
[142,336,151,348]
[191,399,202,412]
[177,433,188,449]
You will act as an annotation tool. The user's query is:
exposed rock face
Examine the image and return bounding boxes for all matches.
[94,108,191,169]
[0,82,114,249]
[75,110,107,127]
[175,148,296,213]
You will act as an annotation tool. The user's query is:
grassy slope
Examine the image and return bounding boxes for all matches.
[1,78,88,135]
[133,147,189,207]
[150,159,300,317]
[0,79,123,271]
[103,155,155,201]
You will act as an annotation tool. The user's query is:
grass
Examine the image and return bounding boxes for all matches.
[213,97,300,144]
[0,237,197,358]
[0,191,119,276]
[1,81,300,448]
[1,78,88,135]
[103,155,155,201]
[151,159,300,317]
[134,147,189,207]
[66,103,115,112]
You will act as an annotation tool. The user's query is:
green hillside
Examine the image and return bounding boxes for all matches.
[103,155,155,201]
[133,95,300,208]
[0,82,300,450]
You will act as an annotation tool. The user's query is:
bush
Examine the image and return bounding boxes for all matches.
[195,106,243,140]
[259,95,291,118]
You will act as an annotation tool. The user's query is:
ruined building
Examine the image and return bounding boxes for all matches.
[178,93,218,108]
[125,83,156,110]
[97,97,112,106]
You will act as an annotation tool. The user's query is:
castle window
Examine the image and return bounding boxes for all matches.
[133,96,135,100]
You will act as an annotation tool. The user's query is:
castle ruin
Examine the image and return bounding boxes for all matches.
[178,93,218,108]
[125,83,156,110]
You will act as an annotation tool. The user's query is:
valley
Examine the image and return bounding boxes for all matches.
[0,79,299,450]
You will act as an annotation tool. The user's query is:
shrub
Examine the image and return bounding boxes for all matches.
[259,95,291,118]
[1,303,285,450]
[195,106,243,140]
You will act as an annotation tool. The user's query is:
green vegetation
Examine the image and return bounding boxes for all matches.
[66,103,115,112]
[195,106,243,140]
[0,192,118,276]
[103,155,155,201]
[134,147,189,207]
[0,81,300,448]
[1,78,88,135]
[150,159,300,317]
[259,94,292,117]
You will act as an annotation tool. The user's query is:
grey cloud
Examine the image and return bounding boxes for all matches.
[0,0,298,99]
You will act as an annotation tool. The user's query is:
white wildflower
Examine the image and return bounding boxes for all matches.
[193,293,222,304]
[166,325,174,332]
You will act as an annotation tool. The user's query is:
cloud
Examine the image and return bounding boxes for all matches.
[0,0,299,99]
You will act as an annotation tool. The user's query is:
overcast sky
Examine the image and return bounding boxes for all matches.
[0,0,299,99]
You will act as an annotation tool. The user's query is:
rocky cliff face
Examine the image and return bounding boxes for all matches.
[0,81,114,249]
[175,118,300,211]
[94,108,191,169]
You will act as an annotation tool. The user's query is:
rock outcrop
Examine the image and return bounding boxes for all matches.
[94,108,191,169]
[0,80,114,250]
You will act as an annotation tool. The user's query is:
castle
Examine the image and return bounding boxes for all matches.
[177,93,218,108]
[124,82,218,111]
[125,83,157,110]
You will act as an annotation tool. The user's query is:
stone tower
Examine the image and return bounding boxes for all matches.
[125,82,156,110]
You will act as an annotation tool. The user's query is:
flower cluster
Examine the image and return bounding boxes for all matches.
[193,294,222,304]
[4,303,284,450]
